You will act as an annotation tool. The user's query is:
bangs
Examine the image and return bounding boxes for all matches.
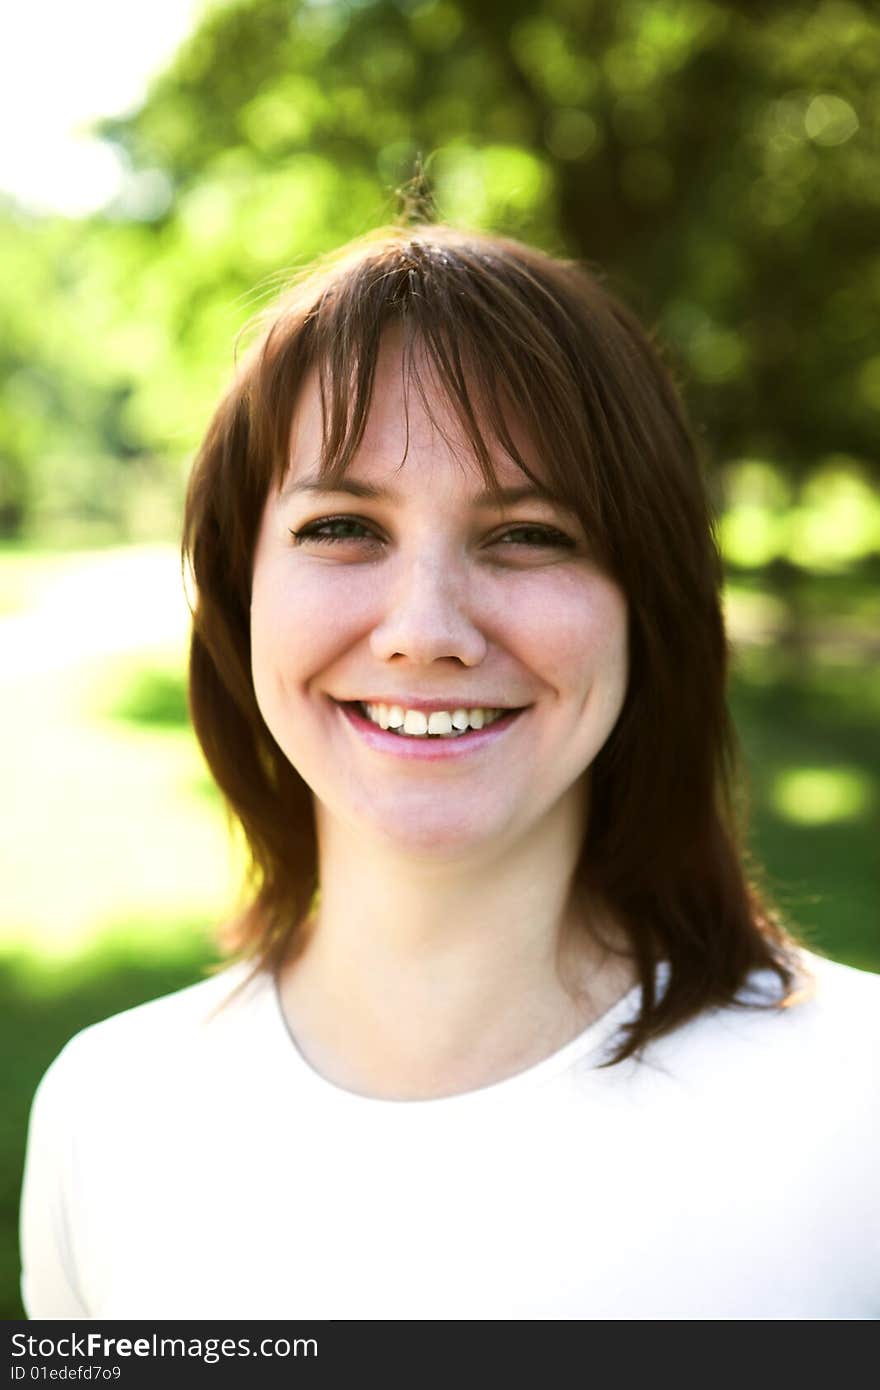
[255,232,622,568]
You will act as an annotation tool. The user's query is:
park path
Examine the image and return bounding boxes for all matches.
[1,546,234,956]
[1,544,191,680]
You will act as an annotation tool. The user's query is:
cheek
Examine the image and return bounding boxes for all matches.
[585,591,629,690]
[249,557,369,699]
[507,571,628,696]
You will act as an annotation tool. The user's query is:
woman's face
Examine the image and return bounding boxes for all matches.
[250,338,629,860]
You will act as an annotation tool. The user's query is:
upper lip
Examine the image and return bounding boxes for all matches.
[334,696,526,713]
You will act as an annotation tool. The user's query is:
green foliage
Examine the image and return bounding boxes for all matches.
[1,0,879,556]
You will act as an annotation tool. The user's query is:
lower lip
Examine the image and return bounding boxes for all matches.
[334,701,527,760]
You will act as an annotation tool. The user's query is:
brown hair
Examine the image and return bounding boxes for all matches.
[182,222,805,1064]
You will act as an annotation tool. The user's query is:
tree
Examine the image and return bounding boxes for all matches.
[3,0,879,541]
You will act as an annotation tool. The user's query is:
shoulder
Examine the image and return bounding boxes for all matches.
[796,947,880,1013]
[31,959,270,1113]
[738,947,880,1051]
[645,947,880,1091]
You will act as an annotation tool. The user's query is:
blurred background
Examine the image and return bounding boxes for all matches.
[2,0,878,1315]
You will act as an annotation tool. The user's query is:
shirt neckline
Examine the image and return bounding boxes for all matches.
[252,962,668,1114]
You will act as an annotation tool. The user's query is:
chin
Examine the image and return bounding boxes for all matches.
[356,800,507,861]
[376,820,492,858]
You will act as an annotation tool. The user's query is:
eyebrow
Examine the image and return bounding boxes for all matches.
[279,476,569,508]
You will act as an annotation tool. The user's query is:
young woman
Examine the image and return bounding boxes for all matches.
[20,225,879,1319]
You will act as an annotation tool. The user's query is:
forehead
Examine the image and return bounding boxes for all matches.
[286,334,554,498]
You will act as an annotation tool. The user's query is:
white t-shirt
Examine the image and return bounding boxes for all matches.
[19,948,880,1320]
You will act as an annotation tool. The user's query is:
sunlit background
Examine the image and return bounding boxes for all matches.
[2,0,878,1315]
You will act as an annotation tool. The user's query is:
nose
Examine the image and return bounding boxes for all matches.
[368,550,488,668]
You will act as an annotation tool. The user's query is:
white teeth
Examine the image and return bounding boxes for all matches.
[360,702,508,737]
[427,711,453,735]
[402,709,428,735]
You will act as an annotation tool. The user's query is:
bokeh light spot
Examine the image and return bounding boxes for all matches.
[804,94,859,146]
[545,109,601,161]
[771,768,874,825]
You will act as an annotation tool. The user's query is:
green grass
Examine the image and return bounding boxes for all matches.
[730,648,879,971]
[105,663,191,728]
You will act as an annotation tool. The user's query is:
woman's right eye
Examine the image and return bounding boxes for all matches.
[289,516,378,546]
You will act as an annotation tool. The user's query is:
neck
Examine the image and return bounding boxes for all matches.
[276,792,635,1100]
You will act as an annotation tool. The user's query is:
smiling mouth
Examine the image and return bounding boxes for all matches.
[332,695,525,739]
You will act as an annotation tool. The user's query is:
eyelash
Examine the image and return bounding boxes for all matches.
[288,516,576,550]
